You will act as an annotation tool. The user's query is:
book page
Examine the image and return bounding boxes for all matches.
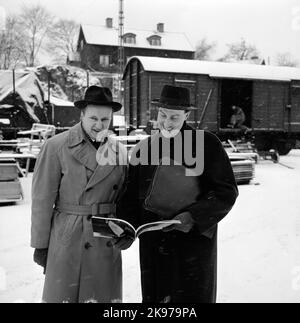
[91,216,136,239]
[136,220,181,238]
[92,217,182,240]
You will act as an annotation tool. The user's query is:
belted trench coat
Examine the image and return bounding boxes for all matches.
[31,122,127,303]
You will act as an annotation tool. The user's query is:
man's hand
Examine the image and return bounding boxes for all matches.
[33,248,48,272]
[107,235,135,250]
[162,211,195,233]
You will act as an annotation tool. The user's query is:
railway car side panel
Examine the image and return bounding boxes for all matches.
[290,81,300,133]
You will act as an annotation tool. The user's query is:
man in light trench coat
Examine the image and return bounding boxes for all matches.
[31,86,130,303]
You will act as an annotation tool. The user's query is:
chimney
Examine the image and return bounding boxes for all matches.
[157,23,164,33]
[106,18,113,28]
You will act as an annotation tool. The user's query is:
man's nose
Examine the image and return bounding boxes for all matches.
[95,120,103,129]
[164,119,173,129]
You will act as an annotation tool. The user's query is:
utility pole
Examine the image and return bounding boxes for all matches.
[118,0,124,103]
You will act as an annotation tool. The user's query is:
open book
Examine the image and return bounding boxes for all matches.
[91,216,181,240]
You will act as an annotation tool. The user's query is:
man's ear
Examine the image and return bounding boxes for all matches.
[185,111,191,120]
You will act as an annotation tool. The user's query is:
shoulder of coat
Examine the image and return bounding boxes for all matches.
[203,130,222,146]
[42,130,69,152]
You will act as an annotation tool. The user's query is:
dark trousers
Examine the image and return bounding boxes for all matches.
[139,230,217,303]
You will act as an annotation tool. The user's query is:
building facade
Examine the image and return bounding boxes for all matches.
[74,18,195,72]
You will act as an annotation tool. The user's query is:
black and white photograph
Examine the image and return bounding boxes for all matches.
[0,0,299,305]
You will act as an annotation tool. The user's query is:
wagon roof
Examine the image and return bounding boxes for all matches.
[49,96,74,107]
[124,56,300,82]
[81,24,194,52]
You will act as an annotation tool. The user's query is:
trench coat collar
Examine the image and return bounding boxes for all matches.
[67,123,116,188]
[68,122,85,148]
[85,137,124,190]
[67,123,97,172]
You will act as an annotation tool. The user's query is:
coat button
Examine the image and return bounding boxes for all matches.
[84,242,92,249]
[113,184,118,190]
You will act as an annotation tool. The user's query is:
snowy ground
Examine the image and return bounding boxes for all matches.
[0,150,300,303]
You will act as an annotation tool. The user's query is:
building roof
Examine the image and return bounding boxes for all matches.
[123,56,300,82]
[80,24,194,53]
[225,58,266,65]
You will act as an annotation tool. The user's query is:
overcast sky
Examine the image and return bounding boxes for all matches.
[0,0,299,64]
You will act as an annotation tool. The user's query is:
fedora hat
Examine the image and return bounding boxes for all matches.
[151,85,196,110]
[74,86,122,112]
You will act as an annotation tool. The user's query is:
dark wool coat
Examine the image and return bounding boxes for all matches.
[119,124,238,303]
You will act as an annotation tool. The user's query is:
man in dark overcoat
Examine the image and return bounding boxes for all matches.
[120,85,239,303]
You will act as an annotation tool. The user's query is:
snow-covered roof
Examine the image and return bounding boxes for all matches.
[81,24,194,52]
[49,96,74,107]
[124,56,300,82]
[0,70,44,122]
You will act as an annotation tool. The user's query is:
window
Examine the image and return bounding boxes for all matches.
[99,55,110,67]
[124,36,135,44]
[147,35,162,46]
[123,33,136,44]
[80,40,84,50]
[150,38,161,46]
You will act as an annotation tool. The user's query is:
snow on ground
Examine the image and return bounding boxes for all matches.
[0,150,299,303]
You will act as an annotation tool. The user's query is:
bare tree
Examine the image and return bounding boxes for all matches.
[221,38,260,61]
[276,52,298,67]
[18,4,53,67]
[195,38,217,61]
[0,15,24,69]
[47,19,80,64]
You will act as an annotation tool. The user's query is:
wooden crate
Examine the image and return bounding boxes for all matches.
[0,163,19,181]
[0,180,23,202]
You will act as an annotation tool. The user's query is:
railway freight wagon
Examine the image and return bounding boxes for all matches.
[122,56,300,155]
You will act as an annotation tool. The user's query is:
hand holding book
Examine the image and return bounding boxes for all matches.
[107,235,135,250]
[91,216,181,241]
[162,211,195,233]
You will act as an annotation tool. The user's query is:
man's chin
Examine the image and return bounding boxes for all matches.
[160,128,180,138]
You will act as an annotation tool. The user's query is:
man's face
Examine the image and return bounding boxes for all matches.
[81,105,112,140]
[157,107,189,136]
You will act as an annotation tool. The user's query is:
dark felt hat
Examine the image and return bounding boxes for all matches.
[151,85,196,110]
[74,86,122,112]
